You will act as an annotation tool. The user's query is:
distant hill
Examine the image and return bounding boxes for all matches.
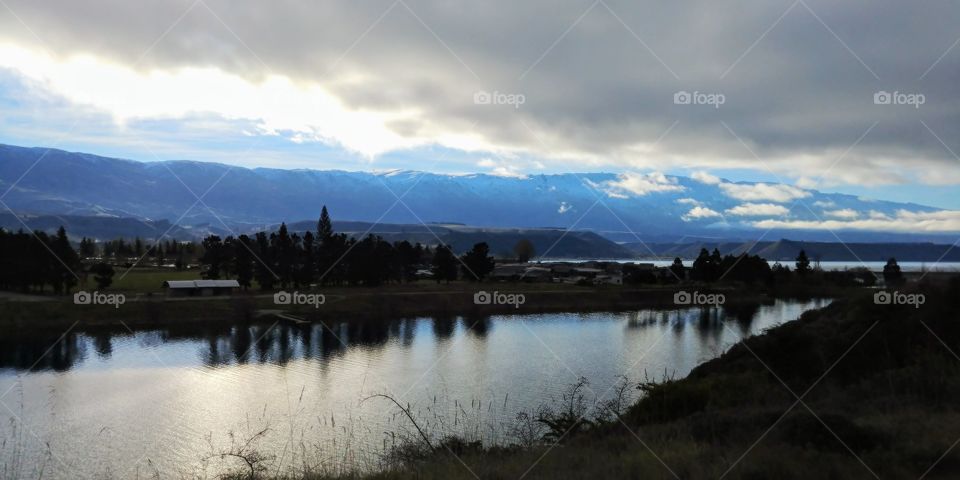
[0,213,195,241]
[0,213,634,259]
[628,239,960,262]
[1,143,956,243]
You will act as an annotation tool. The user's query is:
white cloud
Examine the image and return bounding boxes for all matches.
[824,208,859,219]
[691,171,721,185]
[725,203,790,216]
[682,206,722,221]
[813,200,836,208]
[602,172,684,197]
[719,183,811,202]
[0,44,422,157]
[752,209,960,232]
[676,198,700,205]
[558,201,572,213]
[477,157,526,178]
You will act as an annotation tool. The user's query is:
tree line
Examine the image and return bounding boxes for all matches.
[197,206,495,289]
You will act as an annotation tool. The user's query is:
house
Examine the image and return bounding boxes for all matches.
[163,279,240,297]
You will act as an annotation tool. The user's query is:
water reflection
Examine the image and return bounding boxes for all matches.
[0,300,814,373]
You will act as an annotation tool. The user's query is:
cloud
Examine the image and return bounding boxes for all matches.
[752,210,960,233]
[725,203,790,216]
[682,206,722,221]
[813,200,836,208]
[691,171,721,185]
[676,197,700,205]
[477,157,526,178]
[0,0,959,186]
[602,172,684,198]
[558,201,572,214]
[824,208,859,219]
[719,183,811,202]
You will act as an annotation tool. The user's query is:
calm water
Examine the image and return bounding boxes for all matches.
[0,299,830,478]
[554,259,960,272]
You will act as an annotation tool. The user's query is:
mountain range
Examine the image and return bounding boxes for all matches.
[1,144,957,245]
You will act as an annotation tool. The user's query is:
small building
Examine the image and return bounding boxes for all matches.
[163,279,239,297]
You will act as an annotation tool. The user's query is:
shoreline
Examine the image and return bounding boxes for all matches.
[0,282,848,332]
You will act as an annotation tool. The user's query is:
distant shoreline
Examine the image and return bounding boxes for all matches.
[0,282,846,332]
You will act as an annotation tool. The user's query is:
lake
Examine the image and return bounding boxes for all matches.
[0,298,830,478]
[551,259,960,272]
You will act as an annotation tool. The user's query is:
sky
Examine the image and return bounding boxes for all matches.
[1,0,959,210]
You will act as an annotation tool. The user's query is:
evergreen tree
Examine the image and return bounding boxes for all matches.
[317,206,333,240]
[50,226,80,293]
[200,235,225,279]
[234,234,255,289]
[795,249,811,276]
[883,257,904,286]
[432,244,458,283]
[460,242,495,281]
[670,257,685,281]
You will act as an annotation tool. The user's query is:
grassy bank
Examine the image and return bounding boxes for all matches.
[0,280,845,331]
[242,279,960,479]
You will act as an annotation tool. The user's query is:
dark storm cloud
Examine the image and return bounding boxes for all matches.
[1,0,959,184]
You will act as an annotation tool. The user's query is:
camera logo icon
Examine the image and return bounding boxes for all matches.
[674,290,692,305]
[474,290,492,305]
[473,90,492,105]
[874,91,891,105]
[673,91,692,105]
[274,290,292,305]
[74,291,92,305]
[873,291,892,304]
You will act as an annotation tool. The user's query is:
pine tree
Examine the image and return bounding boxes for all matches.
[795,249,811,276]
[460,242,495,281]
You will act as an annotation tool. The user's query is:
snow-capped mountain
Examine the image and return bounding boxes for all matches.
[0,144,956,243]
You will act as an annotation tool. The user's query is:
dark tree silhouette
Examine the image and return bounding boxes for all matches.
[795,249,811,276]
[317,206,333,240]
[432,244,458,283]
[90,262,115,290]
[883,257,904,286]
[200,235,225,279]
[460,242,495,281]
[670,257,685,281]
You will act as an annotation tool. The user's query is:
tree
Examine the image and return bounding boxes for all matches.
[200,235,225,279]
[253,232,276,290]
[90,262,115,290]
[795,249,811,276]
[50,226,80,294]
[669,257,685,282]
[79,237,97,257]
[691,248,719,282]
[234,235,255,289]
[513,239,536,263]
[317,206,333,240]
[431,244,458,283]
[883,257,904,286]
[460,242,495,281]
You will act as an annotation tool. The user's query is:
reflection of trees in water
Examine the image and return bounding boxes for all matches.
[0,332,87,371]
[462,314,491,337]
[432,315,456,339]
